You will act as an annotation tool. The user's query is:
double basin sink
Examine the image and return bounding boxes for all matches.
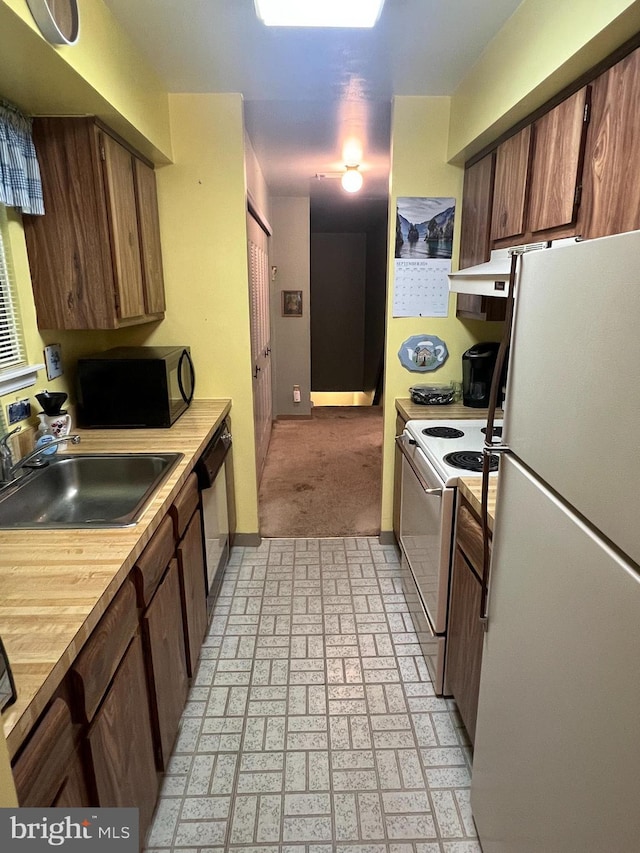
[0,452,183,528]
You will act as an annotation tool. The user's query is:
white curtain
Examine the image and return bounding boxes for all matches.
[0,99,44,215]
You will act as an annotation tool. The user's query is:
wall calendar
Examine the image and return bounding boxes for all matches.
[392,196,455,318]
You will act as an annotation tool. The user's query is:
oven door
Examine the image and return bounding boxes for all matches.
[397,434,455,635]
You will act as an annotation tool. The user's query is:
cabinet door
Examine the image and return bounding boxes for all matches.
[99,131,146,320]
[143,560,189,770]
[445,547,483,744]
[25,117,117,329]
[87,634,158,839]
[580,47,640,238]
[491,125,532,241]
[177,510,208,676]
[13,697,76,807]
[528,87,590,233]
[52,748,91,808]
[459,153,495,269]
[133,158,166,315]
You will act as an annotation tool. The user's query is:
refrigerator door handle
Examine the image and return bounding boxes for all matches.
[480,252,519,630]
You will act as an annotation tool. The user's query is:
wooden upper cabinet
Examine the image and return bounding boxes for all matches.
[134,158,167,314]
[23,117,166,330]
[459,153,495,269]
[491,125,532,242]
[100,131,146,320]
[528,87,590,233]
[579,47,640,239]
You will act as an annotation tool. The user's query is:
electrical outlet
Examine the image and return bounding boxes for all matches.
[44,343,63,380]
[7,399,31,424]
[293,384,301,403]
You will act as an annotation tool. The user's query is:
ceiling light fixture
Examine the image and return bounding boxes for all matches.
[254,0,385,28]
[341,166,363,193]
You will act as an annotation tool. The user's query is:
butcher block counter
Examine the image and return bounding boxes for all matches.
[396,398,502,423]
[0,399,230,758]
[458,477,498,532]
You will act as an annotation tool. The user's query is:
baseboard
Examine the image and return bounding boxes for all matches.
[378,530,398,546]
[233,533,262,547]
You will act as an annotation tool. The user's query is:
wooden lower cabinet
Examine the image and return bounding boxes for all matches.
[86,634,158,840]
[13,696,90,807]
[445,499,488,745]
[446,547,484,743]
[142,558,189,770]
[177,510,208,676]
[53,747,92,807]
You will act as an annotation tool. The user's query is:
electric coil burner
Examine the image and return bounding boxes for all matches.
[422,426,465,439]
[402,418,504,486]
[444,450,499,472]
[481,425,503,437]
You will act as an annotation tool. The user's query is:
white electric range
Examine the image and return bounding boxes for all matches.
[396,418,502,693]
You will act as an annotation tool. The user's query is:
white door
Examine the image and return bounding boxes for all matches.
[247,210,272,483]
[471,454,640,853]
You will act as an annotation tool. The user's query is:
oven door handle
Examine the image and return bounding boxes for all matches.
[396,434,443,496]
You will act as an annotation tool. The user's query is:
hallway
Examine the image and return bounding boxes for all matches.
[258,409,384,538]
[144,538,479,852]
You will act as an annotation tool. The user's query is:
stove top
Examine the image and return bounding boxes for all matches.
[404,418,503,485]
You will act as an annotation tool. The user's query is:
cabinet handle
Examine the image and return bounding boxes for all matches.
[395,434,442,496]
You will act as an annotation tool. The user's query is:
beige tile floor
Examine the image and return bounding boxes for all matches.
[144,538,481,853]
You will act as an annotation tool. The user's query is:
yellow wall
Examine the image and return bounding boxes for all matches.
[380,97,503,533]
[449,0,640,162]
[121,94,259,535]
[0,0,171,161]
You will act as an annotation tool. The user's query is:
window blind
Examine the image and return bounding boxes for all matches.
[0,206,26,371]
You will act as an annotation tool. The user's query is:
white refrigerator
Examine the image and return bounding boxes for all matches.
[471,230,640,852]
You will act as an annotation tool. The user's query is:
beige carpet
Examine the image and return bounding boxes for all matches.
[258,406,383,538]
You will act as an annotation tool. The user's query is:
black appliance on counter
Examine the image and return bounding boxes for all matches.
[462,342,504,408]
[77,346,195,428]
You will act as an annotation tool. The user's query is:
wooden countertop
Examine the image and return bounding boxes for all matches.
[396,398,502,422]
[458,477,498,533]
[0,399,230,758]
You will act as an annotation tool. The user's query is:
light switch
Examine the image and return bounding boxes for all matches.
[44,343,63,380]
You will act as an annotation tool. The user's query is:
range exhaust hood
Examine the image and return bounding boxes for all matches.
[448,241,567,297]
[448,248,512,298]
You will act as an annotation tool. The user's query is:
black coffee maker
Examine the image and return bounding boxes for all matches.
[462,342,503,408]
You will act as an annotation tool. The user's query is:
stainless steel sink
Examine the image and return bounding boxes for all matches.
[0,452,183,528]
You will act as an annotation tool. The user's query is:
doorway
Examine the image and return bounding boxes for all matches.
[310,199,388,405]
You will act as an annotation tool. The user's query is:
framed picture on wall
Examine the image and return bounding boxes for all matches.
[282,290,303,317]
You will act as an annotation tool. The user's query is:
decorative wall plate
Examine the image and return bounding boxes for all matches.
[398,334,449,372]
[26,0,80,45]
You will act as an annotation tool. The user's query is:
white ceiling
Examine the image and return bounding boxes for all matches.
[103,0,523,213]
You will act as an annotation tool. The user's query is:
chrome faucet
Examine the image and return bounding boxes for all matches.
[0,426,21,484]
[0,428,81,486]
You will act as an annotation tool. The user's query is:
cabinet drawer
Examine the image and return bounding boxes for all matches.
[170,472,199,539]
[70,580,138,723]
[131,515,175,608]
[456,504,486,577]
[13,697,75,807]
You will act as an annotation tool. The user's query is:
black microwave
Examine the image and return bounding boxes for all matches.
[77,346,195,428]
